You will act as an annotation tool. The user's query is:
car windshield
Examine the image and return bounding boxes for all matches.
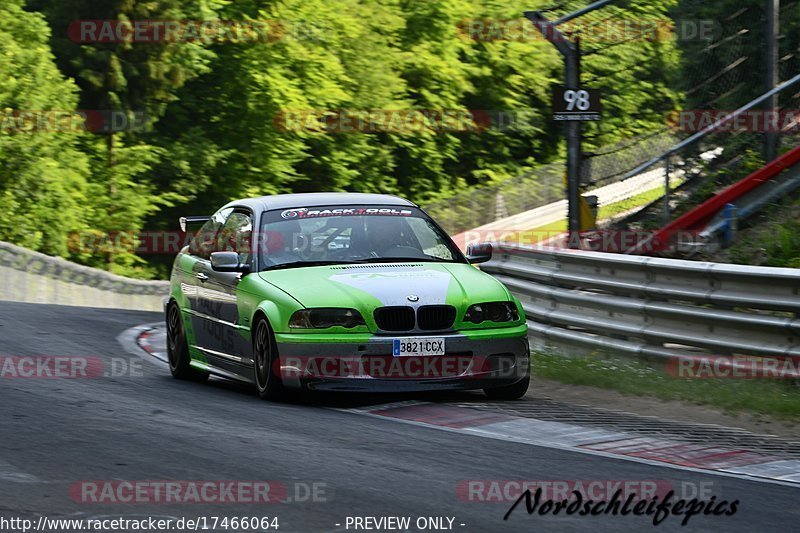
[258,205,464,271]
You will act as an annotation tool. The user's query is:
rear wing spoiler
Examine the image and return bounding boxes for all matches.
[179,216,210,232]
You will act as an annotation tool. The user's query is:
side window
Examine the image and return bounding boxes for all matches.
[216,211,253,265]
[189,208,233,260]
[406,217,456,261]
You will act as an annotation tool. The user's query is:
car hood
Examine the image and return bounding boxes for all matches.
[258,262,511,312]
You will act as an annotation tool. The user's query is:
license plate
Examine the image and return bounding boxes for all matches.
[393,338,446,357]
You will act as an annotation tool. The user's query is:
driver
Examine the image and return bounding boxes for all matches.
[363,216,409,257]
[259,222,302,267]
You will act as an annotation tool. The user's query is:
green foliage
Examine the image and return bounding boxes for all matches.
[25,0,222,275]
[769,221,800,268]
[27,0,220,127]
[5,0,697,278]
[581,0,682,149]
[0,0,91,257]
[726,195,800,269]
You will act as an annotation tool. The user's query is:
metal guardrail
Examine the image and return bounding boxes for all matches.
[0,241,169,311]
[3,236,799,363]
[700,162,800,245]
[483,244,800,364]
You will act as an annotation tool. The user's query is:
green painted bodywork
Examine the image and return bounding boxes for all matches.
[170,252,526,365]
[253,262,523,335]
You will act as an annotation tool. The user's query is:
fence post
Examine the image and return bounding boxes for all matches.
[663,156,671,226]
[765,0,779,162]
[723,203,738,245]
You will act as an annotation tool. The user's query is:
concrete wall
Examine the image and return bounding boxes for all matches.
[0,241,169,312]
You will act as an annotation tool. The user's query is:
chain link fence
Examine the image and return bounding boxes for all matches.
[425,0,800,238]
[425,130,679,234]
[614,0,800,234]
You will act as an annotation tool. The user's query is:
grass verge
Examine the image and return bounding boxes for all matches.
[506,183,680,244]
[534,351,800,420]
[595,183,676,220]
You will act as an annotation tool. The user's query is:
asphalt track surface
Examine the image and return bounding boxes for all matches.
[1,301,798,532]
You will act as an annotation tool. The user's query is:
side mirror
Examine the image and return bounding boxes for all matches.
[210,251,249,273]
[466,243,493,264]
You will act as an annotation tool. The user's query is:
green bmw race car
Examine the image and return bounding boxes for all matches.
[166,193,530,401]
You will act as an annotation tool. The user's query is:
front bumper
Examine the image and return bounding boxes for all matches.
[273,326,530,392]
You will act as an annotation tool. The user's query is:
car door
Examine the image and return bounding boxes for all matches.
[197,208,254,374]
[186,207,232,353]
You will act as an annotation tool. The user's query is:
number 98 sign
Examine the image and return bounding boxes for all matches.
[552,86,602,121]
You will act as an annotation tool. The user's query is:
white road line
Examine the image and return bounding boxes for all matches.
[116,323,169,368]
[0,460,40,483]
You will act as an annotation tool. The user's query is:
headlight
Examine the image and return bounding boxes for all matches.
[289,308,366,329]
[464,302,519,324]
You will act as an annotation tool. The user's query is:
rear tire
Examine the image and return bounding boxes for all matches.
[484,375,530,400]
[253,318,287,401]
[166,302,209,382]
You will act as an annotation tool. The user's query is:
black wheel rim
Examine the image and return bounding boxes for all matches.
[255,322,270,390]
[167,305,181,369]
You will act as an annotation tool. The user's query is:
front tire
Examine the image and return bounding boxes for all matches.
[253,318,287,401]
[484,375,530,400]
[166,302,209,382]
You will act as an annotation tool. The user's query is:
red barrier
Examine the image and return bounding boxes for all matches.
[636,144,800,253]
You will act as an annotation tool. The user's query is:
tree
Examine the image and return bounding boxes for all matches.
[0,0,91,257]
[15,0,699,278]
[27,0,222,275]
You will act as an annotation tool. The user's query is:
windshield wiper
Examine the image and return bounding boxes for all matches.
[262,257,457,271]
[352,257,453,264]
[262,260,358,272]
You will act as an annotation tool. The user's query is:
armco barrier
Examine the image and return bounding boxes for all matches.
[483,244,800,365]
[0,241,168,312]
[3,238,799,362]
